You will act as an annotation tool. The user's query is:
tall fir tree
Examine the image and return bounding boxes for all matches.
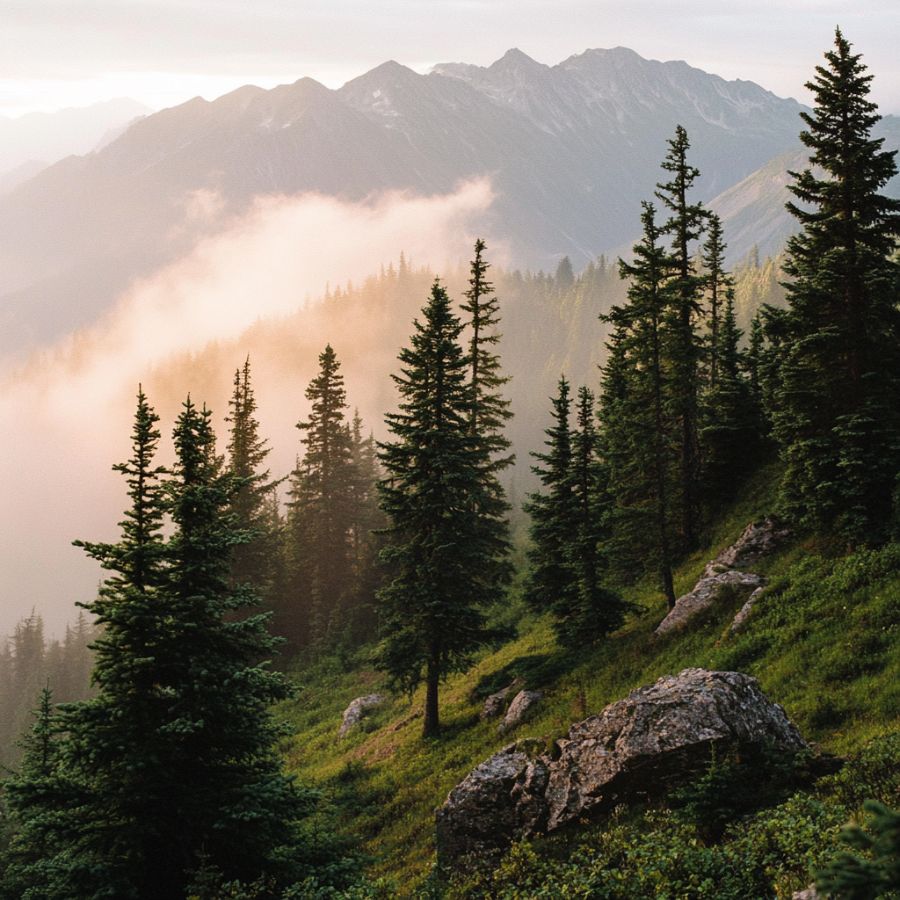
[47,393,314,898]
[225,357,282,602]
[700,290,760,508]
[566,387,628,644]
[524,377,578,620]
[655,125,708,550]
[290,345,356,644]
[377,280,499,738]
[701,213,731,390]
[602,203,679,608]
[770,29,900,543]
[0,688,79,900]
[460,238,514,592]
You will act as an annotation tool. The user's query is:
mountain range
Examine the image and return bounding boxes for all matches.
[1,47,897,358]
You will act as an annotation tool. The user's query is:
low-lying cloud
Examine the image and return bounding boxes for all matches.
[1,179,496,636]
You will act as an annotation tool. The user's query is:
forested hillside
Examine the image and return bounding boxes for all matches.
[1,28,898,900]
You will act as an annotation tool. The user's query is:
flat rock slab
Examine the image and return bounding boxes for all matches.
[656,570,763,635]
[436,668,808,869]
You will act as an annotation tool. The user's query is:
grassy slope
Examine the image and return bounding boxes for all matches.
[279,462,900,894]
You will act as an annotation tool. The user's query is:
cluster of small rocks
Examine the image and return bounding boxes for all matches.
[480,679,544,734]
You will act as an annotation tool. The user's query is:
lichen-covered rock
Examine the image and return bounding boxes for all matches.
[543,668,806,830]
[498,689,543,734]
[338,693,385,737]
[730,585,767,633]
[436,668,808,869]
[480,679,524,720]
[435,739,547,867]
[656,518,789,636]
[704,517,791,575]
[655,570,763,635]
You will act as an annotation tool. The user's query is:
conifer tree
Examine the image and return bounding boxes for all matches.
[377,280,497,738]
[771,29,900,543]
[225,357,281,601]
[460,238,514,592]
[700,291,759,507]
[291,345,355,643]
[655,125,708,549]
[602,203,679,608]
[0,688,77,900]
[525,377,577,619]
[566,387,628,644]
[701,213,731,389]
[51,393,313,898]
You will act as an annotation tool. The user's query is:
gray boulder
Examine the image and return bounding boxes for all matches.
[435,739,547,865]
[480,678,524,720]
[792,887,824,900]
[704,517,791,575]
[656,570,763,635]
[436,668,807,869]
[498,689,543,734]
[338,693,385,738]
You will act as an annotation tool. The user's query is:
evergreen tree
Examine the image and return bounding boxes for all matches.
[344,411,387,644]
[601,203,679,608]
[377,280,498,738]
[460,238,514,593]
[655,125,708,549]
[524,377,578,620]
[50,393,313,898]
[0,688,78,900]
[225,357,281,602]
[700,291,760,507]
[701,213,731,389]
[566,387,628,644]
[771,29,900,543]
[291,345,356,644]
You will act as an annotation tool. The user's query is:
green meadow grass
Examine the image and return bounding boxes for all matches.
[278,462,900,893]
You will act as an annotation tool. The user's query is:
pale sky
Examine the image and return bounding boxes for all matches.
[0,0,898,116]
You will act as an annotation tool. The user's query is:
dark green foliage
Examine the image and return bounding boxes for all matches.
[655,124,708,550]
[601,204,679,607]
[9,391,326,899]
[769,29,900,544]
[701,292,761,508]
[0,688,82,900]
[702,213,730,390]
[377,280,503,737]
[524,377,577,619]
[287,345,356,646]
[817,801,900,898]
[226,358,283,607]
[461,239,514,594]
[526,382,627,647]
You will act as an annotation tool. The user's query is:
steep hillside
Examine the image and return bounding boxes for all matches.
[279,466,900,895]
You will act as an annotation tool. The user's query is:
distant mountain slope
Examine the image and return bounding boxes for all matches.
[709,116,900,261]
[0,98,150,173]
[1,48,896,358]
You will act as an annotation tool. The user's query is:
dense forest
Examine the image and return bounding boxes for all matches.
[1,29,898,900]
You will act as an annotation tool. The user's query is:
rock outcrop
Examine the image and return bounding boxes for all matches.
[436,668,807,869]
[498,689,543,734]
[480,679,524,720]
[655,518,789,636]
[338,694,385,737]
[730,585,767,633]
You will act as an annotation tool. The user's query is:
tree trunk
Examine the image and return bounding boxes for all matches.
[423,656,440,738]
